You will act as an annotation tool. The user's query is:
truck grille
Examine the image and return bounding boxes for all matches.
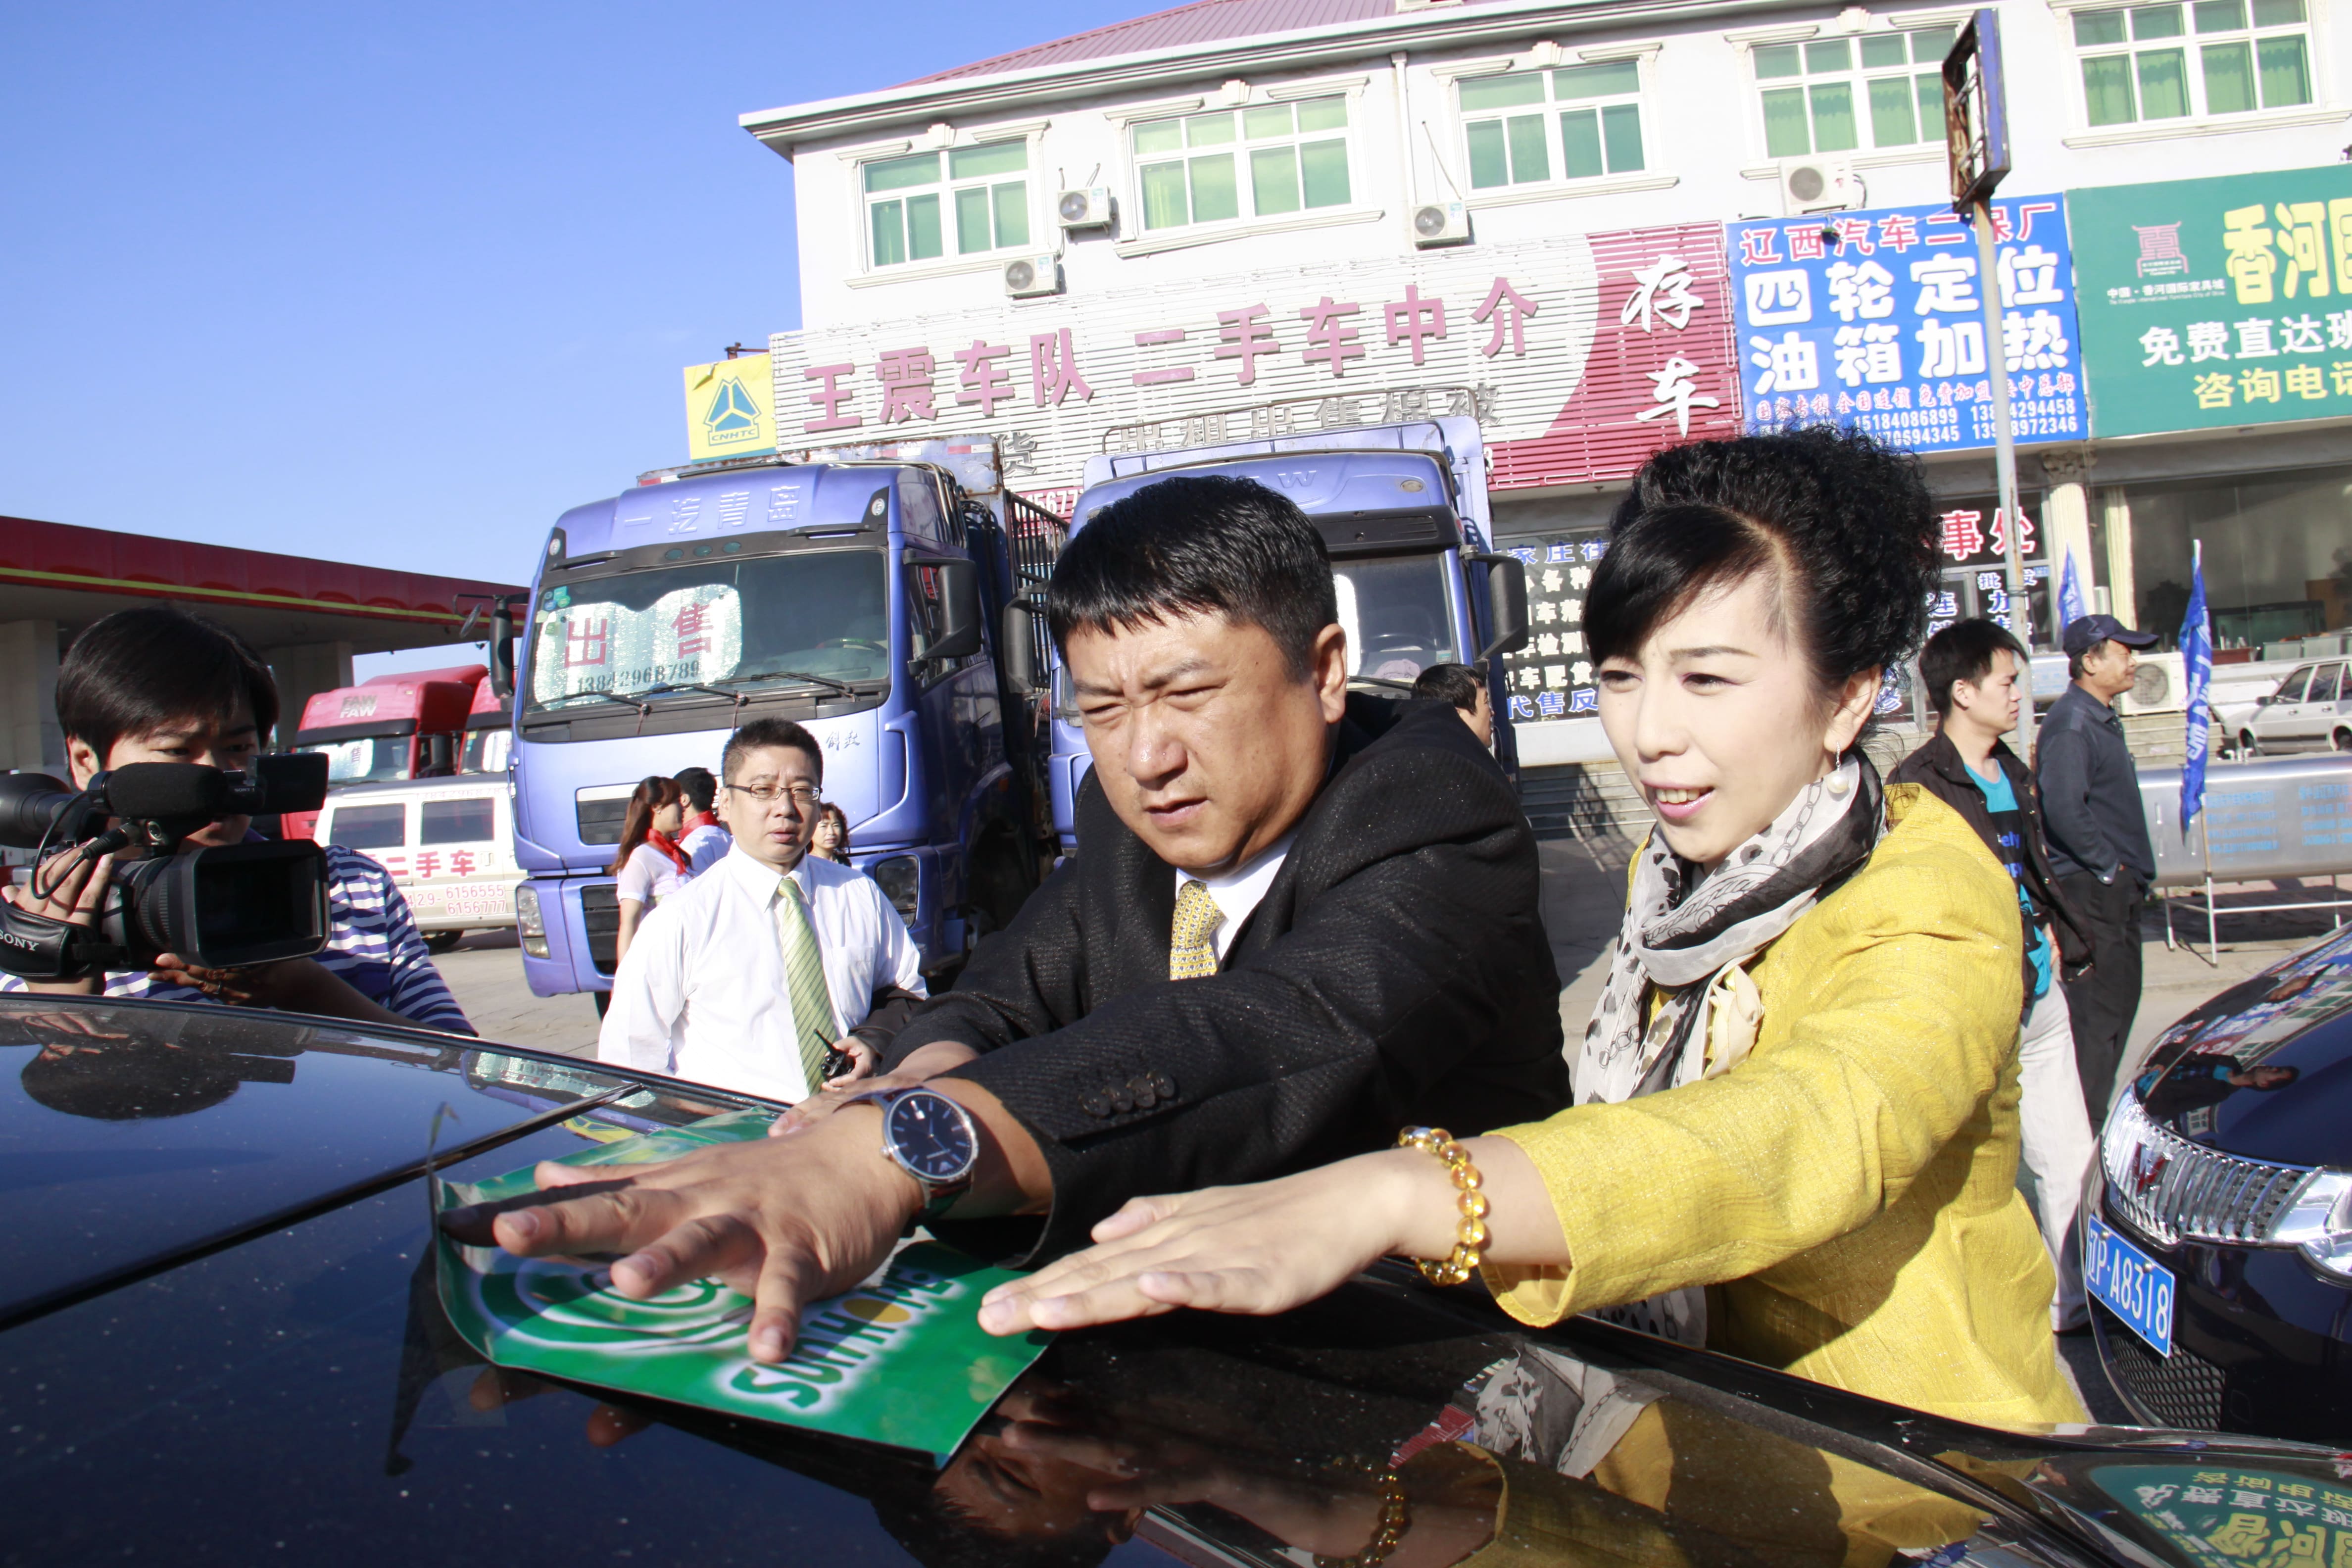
[2098,1305,2227,1429]
[580,883,620,976]
[2100,1093,2316,1249]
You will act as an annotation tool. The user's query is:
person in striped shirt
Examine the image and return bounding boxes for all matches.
[0,605,472,1035]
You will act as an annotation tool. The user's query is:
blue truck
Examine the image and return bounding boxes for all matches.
[490,440,1063,1003]
[1031,416,1528,852]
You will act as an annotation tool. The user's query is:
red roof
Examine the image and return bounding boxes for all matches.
[902,0,1450,85]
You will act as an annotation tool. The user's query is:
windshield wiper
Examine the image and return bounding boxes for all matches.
[535,690,650,717]
[631,682,747,707]
[717,670,864,700]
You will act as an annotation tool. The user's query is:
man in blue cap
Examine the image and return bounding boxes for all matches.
[2037,612,2161,1120]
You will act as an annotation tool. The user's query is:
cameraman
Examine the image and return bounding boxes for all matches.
[0,606,473,1034]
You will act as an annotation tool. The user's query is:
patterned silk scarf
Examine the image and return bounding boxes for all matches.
[1572,752,1886,1344]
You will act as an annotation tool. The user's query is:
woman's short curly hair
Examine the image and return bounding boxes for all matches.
[1584,426,1938,696]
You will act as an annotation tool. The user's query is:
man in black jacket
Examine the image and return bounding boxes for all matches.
[1892,618,2097,1328]
[2037,613,2160,1118]
[451,474,1570,1362]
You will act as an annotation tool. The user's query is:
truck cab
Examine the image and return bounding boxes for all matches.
[500,441,1056,1002]
[282,666,485,840]
[1045,417,1525,852]
[461,673,511,776]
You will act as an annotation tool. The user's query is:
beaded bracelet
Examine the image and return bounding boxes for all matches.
[1312,1467,1411,1568]
[1396,1126,1489,1287]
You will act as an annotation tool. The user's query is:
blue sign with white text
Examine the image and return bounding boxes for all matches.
[1725,196,2087,454]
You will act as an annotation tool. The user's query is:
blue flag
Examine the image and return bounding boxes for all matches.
[2180,543,2212,834]
[2059,550,2089,632]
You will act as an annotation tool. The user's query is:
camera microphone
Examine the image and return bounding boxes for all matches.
[98,763,239,823]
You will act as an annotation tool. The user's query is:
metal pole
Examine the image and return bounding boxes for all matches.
[1974,197,2035,759]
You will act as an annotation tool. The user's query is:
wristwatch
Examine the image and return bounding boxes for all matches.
[859,1086,979,1227]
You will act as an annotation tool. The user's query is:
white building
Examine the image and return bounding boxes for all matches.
[735,0,2352,716]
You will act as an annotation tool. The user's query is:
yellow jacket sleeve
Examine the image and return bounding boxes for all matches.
[1484,831,2023,1323]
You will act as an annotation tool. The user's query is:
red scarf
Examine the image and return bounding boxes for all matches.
[647,830,691,874]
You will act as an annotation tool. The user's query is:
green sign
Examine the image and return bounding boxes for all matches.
[434,1108,1052,1462]
[2091,1463,2352,1568]
[2072,166,2352,437]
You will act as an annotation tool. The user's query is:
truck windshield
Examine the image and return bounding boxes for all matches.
[1335,555,1458,686]
[526,549,888,710]
[461,728,510,774]
[301,735,411,784]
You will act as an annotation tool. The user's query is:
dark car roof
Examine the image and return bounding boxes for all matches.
[2135,925,2352,1166]
[4,995,2347,1566]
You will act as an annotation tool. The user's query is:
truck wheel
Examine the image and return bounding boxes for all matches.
[2335,728,2352,753]
[424,930,465,954]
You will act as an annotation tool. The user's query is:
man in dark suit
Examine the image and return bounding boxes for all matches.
[450,474,1569,1362]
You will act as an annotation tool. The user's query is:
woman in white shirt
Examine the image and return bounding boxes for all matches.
[611,775,691,964]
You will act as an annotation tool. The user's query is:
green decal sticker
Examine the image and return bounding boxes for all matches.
[2090,1464,2352,1568]
[434,1109,1050,1462]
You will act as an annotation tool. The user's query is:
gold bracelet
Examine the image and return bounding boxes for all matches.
[1396,1126,1489,1287]
[1313,1468,1411,1568]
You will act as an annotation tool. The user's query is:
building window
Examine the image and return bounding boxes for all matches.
[1755,26,1955,157]
[2073,0,2312,127]
[1461,61,1646,191]
[864,141,1030,268]
[1134,96,1352,231]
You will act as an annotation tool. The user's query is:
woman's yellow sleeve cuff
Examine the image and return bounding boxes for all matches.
[1480,1122,1582,1327]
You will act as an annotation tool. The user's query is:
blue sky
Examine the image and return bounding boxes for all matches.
[0,2,1123,676]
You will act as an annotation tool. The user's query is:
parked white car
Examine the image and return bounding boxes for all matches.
[314,776,518,950]
[2238,658,2352,755]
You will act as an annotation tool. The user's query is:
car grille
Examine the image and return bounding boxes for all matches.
[2098,1305,2228,1429]
[2101,1092,2317,1248]
[580,883,620,976]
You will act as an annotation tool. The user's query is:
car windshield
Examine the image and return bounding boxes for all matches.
[525,549,888,713]
[299,734,410,784]
[461,726,509,774]
[1335,553,1457,686]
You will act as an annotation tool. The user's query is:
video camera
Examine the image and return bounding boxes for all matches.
[0,753,333,982]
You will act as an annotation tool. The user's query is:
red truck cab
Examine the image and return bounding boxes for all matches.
[281,665,485,840]
[461,673,511,775]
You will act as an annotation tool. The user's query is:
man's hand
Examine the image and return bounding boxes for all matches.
[1,849,116,996]
[442,1103,924,1363]
[770,1039,982,1136]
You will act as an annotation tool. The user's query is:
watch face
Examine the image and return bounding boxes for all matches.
[884,1091,976,1183]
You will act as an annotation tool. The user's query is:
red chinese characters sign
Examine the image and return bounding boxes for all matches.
[760,229,1737,497]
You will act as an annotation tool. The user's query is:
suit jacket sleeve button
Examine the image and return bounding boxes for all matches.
[1080,1091,1112,1117]
[1109,1086,1135,1113]
[1149,1071,1176,1098]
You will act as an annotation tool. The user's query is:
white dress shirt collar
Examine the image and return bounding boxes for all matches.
[1173,832,1296,962]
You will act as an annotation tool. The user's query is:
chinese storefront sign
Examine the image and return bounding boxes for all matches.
[760,229,1738,497]
[1727,197,2086,453]
[683,354,778,462]
[2071,166,2352,438]
[1498,536,1608,724]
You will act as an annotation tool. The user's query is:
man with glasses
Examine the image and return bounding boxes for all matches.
[596,718,925,1099]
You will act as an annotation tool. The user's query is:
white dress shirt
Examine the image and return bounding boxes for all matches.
[1174,832,1295,962]
[615,842,686,906]
[598,845,926,1101]
[679,820,733,876]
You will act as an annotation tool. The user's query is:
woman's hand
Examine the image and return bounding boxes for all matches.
[0,849,116,996]
[978,1151,1438,1335]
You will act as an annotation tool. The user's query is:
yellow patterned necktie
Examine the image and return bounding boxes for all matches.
[776,876,837,1095]
[1169,879,1223,980]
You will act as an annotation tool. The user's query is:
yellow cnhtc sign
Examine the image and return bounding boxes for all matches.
[682,354,777,461]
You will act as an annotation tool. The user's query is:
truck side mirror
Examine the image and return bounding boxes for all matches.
[489,600,517,699]
[1001,598,1043,695]
[420,733,456,777]
[931,558,983,662]
[1471,553,1530,662]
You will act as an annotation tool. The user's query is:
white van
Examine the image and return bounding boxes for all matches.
[314,776,518,951]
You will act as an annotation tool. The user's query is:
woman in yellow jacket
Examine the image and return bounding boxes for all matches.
[980,427,2084,1434]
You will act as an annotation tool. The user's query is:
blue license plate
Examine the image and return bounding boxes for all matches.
[2085,1210,2175,1356]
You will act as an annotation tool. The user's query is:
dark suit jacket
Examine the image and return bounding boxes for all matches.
[886,693,1571,1261]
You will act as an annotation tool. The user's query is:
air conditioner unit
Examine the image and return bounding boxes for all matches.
[1002,255,1062,298]
[1778,157,1862,215]
[1055,188,1114,230]
[1409,201,1470,248]
[2119,651,2188,716]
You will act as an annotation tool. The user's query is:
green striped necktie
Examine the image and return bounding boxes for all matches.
[776,875,837,1096]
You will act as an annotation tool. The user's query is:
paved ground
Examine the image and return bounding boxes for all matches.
[432,931,601,1059]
